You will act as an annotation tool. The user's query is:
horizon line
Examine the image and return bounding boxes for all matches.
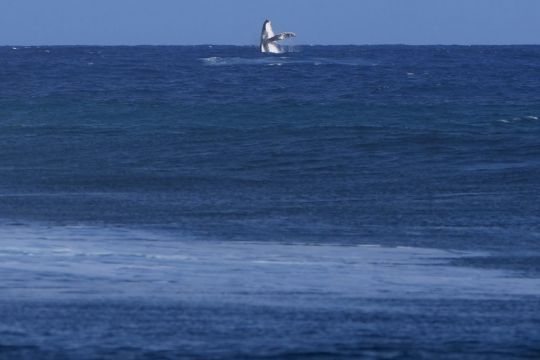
[2,43,540,47]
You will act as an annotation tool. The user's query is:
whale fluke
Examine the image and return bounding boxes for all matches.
[260,20,296,54]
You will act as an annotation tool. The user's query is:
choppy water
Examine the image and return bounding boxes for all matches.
[0,45,539,359]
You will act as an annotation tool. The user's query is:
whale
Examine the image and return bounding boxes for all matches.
[260,20,296,54]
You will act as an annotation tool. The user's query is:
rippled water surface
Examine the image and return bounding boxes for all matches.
[0,45,539,359]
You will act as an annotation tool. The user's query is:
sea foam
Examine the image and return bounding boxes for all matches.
[1,224,539,306]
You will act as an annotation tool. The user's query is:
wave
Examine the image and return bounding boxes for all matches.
[200,56,373,67]
[496,115,539,124]
[1,223,539,303]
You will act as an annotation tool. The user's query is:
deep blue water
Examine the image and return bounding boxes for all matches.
[0,46,539,359]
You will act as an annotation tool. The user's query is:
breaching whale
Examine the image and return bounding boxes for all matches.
[260,20,296,54]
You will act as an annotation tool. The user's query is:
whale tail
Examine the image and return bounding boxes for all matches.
[260,20,296,54]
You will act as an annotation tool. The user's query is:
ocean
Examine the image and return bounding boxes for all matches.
[0,45,539,359]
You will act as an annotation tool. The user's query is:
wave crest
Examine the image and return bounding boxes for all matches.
[200,56,372,67]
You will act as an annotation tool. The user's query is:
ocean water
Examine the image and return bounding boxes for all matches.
[0,45,539,359]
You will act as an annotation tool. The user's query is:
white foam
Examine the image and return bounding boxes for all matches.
[200,57,371,67]
[495,115,539,124]
[0,225,539,306]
